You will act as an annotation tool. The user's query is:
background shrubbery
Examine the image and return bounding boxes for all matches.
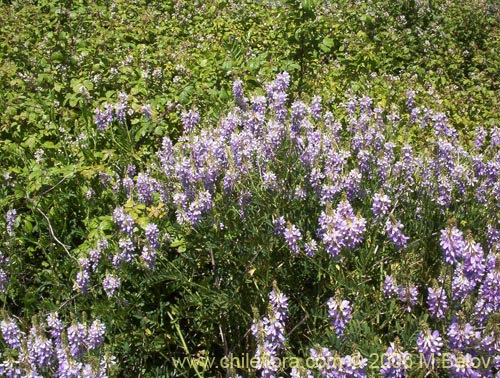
[0,0,499,377]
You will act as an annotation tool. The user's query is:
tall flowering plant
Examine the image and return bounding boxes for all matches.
[56,72,500,375]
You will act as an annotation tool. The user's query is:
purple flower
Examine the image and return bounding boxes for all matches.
[263,171,278,191]
[97,238,109,251]
[432,112,457,140]
[327,297,352,336]
[67,322,87,359]
[417,328,443,361]
[479,331,500,354]
[427,287,448,319]
[157,137,175,176]
[273,216,286,237]
[462,237,485,283]
[448,352,482,378]
[46,313,63,345]
[341,353,368,378]
[291,367,314,378]
[74,269,90,294]
[474,126,487,150]
[451,265,476,301]
[383,275,398,298]
[88,249,101,271]
[291,100,308,133]
[410,107,421,124]
[94,104,113,131]
[56,345,83,377]
[121,176,134,196]
[145,223,160,251]
[284,223,302,254]
[86,320,105,350]
[0,252,10,293]
[98,171,112,187]
[359,95,373,115]
[181,109,200,134]
[447,319,480,351]
[113,207,135,236]
[304,239,318,257]
[440,226,467,265]
[490,127,500,147]
[372,193,391,218]
[301,130,322,168]
[318,200,366,258]
[1,318,22,349]
[136,172,158,205]
[310,95,322,121]
[269,289,288,324]
[184,190,214,225]
[486,225,500,249]
[308,347,341,376]
[6,209,17,236]
[406,90,416,111]
[265,72,290,122]
[357,149,372,177]
[385,219,409,249]
[0,268,8,293]
[232,79,247,110]
[118,238,135,263]
[477,252,500,312]
[345,169,363,201]
[274,71,290,92]
[380,342,410,378]
[114,93,128,125]
[251,95,267,119]
[103,274,121,298]
[398,284,418,313]
[378,143,395,184]
[27,326,54,369]
[252,287,288,377]
[141,104,152,120]
[0,358,22,377]
[141,246,156,270]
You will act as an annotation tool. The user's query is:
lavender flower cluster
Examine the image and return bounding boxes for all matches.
[382,223,500,376]
[0,313,114,377]
[251,287,288,378]
[96,72,500,264]
[6,209,18,237]
[318,200,367,258]
[91,74,500,374]
[327,296,352,336]
[382,275,418,313]
[0,251,10,293]
[94,92,152,131]
[74,189,166,296]
[380,341,411,378]
[74,238,109,295]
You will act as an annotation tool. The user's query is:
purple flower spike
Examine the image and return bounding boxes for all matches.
[284,223,302,254]
[0,317,22,350]
[385,219,409,249]
[417,328,443,360]
[440,226,467,265]
[327,297,352,336]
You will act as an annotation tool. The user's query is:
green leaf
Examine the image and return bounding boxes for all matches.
[322,37,334,48]
[170,239,185,248]
[24,219,33,233]
[51,51,64,62]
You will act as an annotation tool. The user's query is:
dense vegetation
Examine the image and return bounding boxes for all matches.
[0,0,499,377]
